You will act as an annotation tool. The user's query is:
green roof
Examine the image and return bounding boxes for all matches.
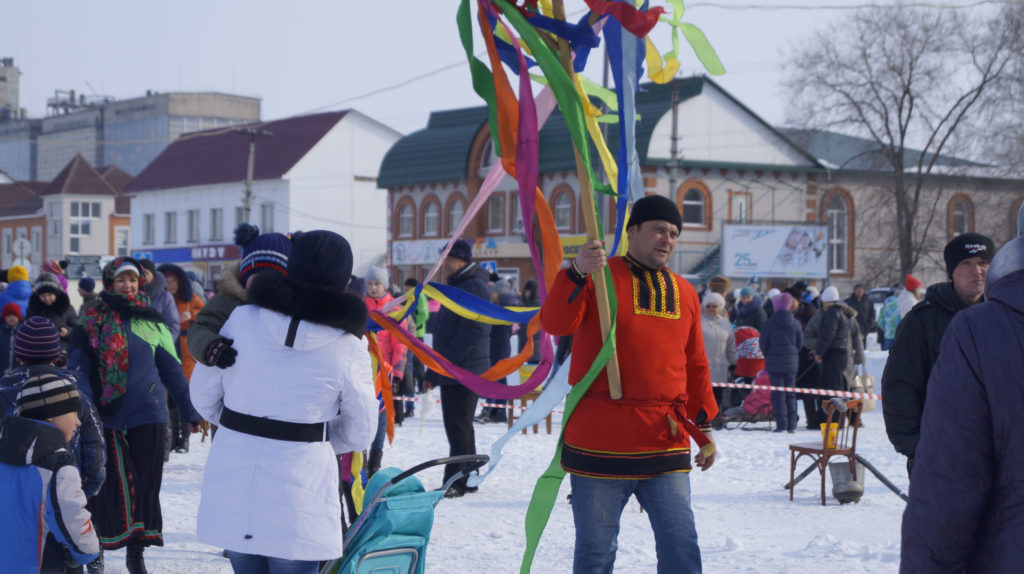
[378,76,707,189]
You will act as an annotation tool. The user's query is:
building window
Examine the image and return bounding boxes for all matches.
[2,229,10,257]
[187,209,200,243]
[143,214,155,244]
[397,202,414,238]
[260,203,274,233]
[510,192,524,235]
[422,201,440,237]
[677,180,711,230]
[31,227,41,255]
[115,228,129,256]
[68,201,100,253]
[165,212,177,244]
[210,208,223,241]
[488,194,505,233]
[729,191,751,223]
[948,194,974,238]
[826,194,849,273]
[235,206,245,228]
[479,138,496,173]
[447,196,465,237]
[552,189,573,232]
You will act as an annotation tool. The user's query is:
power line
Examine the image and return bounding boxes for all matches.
[688,0,1021,10]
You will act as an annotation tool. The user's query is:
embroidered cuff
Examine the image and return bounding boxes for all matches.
[566,259,589,286]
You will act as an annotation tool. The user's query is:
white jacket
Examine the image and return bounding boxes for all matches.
[190,305,377,561]
[898,288,921,319]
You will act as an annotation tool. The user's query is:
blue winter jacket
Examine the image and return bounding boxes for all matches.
[757,309,803,374]
[0,415,100,571]
[901,268,1024,573]
[67,305,199,430]
[0,365,106,497]
[0,279,33,316]
[425,262,492,387]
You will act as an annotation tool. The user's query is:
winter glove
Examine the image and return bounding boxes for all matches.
[205,337,237,369]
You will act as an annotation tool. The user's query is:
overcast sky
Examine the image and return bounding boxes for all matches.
[1,1,996,136]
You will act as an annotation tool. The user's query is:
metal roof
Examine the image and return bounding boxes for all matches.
[779,128,982,171]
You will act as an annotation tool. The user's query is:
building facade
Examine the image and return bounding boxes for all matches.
[125,110,401,289]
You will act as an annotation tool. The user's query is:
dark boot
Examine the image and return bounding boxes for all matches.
[367,449,383,478]
[85,550,104,574]
[488,407,507,424]
[126,545,147,574]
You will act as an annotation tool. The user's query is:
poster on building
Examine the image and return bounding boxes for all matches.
[721,224,829,278]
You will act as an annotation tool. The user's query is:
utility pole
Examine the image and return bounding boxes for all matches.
[236,127,273,224]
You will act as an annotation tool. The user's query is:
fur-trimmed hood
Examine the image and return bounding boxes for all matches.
[216,260,247,303]
[247,272,367,338]
[27,281,72,318]
[157,263,194,303]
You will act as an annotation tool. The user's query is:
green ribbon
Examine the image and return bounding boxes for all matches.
[520,266,618,574]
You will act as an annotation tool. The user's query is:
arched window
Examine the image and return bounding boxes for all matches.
[397,201,414,238]
[554,192,573,231]
[826,193,849,273]
[447,196,465,236]
[948,194,974,238]
[675,179,712,231]
[422,201,439,237]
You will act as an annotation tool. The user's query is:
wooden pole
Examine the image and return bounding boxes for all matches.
[551,0,623,399]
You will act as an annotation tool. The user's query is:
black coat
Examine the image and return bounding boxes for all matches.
[844,293,875,335]
[901,269,1024,572]
[814,304,850,357]
[881,281,971,459]
[490,292,521,386]
[26,283,77,344]
[758,309,803,374]
[426,263,492,387]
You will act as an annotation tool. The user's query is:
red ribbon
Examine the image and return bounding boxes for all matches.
[583,0,664,38]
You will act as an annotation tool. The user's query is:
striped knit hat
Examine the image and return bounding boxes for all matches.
[235,224,292,285]
[16,370,81,420]
[14,316,62,362]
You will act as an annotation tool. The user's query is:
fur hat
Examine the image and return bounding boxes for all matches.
[16,370,81,421]
[943,232,994,279]
[444,239,473,263]
[8,265,29,283]
[626,195,682,230]
[820,286,840,303]
[14,316,62,363]
[904,274,922,292]
[702,292,726,309]
[287,230,353,292]
[708,275,731,294]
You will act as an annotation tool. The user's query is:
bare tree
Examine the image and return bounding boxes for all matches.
[783,5,1023,277]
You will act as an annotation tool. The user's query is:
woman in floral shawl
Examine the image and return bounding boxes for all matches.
[67,257,201,574]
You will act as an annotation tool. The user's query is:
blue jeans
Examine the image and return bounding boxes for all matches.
[226,551,319,574]
[769,371,798,431]
[570,472,701,574]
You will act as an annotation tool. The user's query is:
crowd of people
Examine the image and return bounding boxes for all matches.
[0,198,1019,573]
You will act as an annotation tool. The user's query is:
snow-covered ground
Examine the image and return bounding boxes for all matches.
[101,351,905,573]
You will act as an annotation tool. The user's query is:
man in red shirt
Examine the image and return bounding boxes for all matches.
[540,195,717,574]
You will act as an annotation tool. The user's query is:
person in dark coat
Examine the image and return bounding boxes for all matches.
[810,286,850,427]
[733,286,766,330]
[882,233,994,477]
[900,235,1023,573]
[518,278,541,364]
[27,273,78,350]
[843,284,875,343]
[138,259,180,341]
[758,292,803,432]
[425,239,491,497]
[477,279,520,424]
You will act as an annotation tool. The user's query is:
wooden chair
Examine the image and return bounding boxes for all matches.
[788,399,863,505]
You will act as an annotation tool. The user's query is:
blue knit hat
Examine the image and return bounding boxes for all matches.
[15,316,62,362]
[78,277,95,293]
[235,223,293,286]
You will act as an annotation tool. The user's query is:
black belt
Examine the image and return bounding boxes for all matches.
[219,407,329,442]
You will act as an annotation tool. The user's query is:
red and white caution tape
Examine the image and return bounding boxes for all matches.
[711,381,881,400]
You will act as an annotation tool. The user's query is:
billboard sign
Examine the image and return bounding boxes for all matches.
[722,224,829,278]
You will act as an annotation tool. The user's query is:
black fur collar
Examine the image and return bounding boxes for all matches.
[247,272,367,338]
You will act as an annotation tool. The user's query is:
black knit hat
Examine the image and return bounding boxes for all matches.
[443,239,473,263]
[14,317,62,363]
[944,233,994,278]
[16,370,81,420]
[287,230,353,292]
[626,195,682,230]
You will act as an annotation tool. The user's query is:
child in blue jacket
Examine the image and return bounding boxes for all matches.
[0,368,100,572]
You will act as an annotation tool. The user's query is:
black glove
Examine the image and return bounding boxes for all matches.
[205,337,237,369]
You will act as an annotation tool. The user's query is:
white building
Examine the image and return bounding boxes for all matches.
[124,110,401,287]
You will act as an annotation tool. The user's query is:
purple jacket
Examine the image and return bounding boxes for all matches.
[901,268,1024,573]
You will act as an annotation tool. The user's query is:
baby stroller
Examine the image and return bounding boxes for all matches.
[321,454,490,574]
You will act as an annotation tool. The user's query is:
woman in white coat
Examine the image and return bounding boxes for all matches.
[190,230,378,574]
[701,291,737,427]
